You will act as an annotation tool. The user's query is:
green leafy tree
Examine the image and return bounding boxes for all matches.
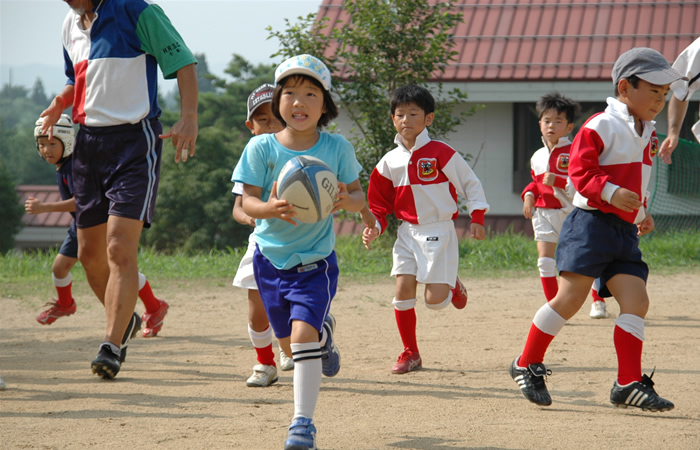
[0,161,25,253]
[268,0,473,186]
[144,55,278,252]
[30,78,49,106]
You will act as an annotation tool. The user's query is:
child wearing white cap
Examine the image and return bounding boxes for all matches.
[232,54,367,450]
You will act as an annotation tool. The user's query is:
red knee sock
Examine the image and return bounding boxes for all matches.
[519,323,556,366]
[255,343,276,367]
[55,283,74,307]
[614,325,642,385]
[395,308,419,354]
[139,281,160,313]
[540,277,558,301]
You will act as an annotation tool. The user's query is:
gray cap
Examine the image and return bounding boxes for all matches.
[612,47,688,86]
[246,84,275,120]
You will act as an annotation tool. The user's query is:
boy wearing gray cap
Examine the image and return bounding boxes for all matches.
[509,47,686,412]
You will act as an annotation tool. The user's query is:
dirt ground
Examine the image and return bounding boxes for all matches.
[1,272,698,449]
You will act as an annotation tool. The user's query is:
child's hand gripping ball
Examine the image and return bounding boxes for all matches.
[276,155,338,223]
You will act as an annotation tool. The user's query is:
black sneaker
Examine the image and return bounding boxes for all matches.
[610,371,674,412]
[91,344,121,380]
[119,312,142,363]
[509,357,552,406]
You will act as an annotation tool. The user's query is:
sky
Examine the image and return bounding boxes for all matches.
[0,0,322,96]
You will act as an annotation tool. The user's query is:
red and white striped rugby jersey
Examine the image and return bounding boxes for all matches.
[521,136,575,211]
[368,128,489,234]
[569,97,658,224]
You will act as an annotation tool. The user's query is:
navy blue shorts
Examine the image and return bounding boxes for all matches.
[253,246,338,339]
[58,223,78,259]
[72,119,163,228]
[556,208,648,297]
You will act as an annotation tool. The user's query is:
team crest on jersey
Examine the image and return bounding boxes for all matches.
[650,136,659,157]
[417,158,439,181]
[557,153,569,171]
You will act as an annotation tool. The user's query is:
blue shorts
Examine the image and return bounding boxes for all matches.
[72,119,163,229]
[58,223,78,259]
[253,246,338,339]
[556,208,648,297]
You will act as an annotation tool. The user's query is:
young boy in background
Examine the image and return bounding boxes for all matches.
[231,84,293,388]
[509,47,685,412]
[363,84,489,375]
[27,115,168,339]
[521,93,609,318]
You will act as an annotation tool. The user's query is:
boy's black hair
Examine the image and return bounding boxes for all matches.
[391,84,435,115]
[536,92,581,124]
[613,75,641,97]
[272,74,338,128]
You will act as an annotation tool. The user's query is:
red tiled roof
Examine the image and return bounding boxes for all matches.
[16,185,73,227]
[317,0,699,82]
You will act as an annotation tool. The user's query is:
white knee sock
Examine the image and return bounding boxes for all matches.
[292,342,322,420]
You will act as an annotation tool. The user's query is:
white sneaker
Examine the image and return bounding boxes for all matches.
[279,350,294,371]
[246,364,278,387]
[590,301,607,319]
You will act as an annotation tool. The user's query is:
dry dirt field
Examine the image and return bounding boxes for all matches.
[1,272,698,449]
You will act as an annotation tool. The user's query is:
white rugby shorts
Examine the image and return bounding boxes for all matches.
[232,233,258,290]
[391,221,458,287]
[532,208,569,243]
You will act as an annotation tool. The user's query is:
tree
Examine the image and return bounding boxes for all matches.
[143,55,277,252]
[267,0,473,187]
[194,52,216,93]
[0,161,25,253]
[30,78,48,106]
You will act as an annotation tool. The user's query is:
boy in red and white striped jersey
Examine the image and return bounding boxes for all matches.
[509,47,686,412]
[363,84,489,375]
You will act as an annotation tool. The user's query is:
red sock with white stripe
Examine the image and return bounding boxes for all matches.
[137,272,160,313]
[52,273,74,307]
[614,314,644,385]
[248,325,276,366]
[393,298,419,354]
[519,302,566,366]
[537,257,558,301]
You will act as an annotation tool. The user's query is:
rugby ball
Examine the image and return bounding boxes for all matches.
[276,155,338,223]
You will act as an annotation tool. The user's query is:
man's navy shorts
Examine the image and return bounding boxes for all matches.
[556,208,648,297]
[253,246,338,339]
[72,119,163,228]
[58,223,78,258]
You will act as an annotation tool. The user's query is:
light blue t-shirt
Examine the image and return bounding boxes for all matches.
[232,132,362,270]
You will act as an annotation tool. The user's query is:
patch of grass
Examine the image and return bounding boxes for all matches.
[2,230,698,299]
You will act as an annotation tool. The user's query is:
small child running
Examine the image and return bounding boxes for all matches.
[232,54,366,450]
[26,115,168,338]
[509,47,685,412]
[232,84,293,388]
[363,84,489,374]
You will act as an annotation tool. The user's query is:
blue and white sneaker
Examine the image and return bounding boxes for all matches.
[321,313,340,377]
[284,417,317,450]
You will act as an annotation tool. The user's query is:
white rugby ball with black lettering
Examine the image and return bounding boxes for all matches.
[276,155,338,223]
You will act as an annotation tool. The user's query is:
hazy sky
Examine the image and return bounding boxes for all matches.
[0,0,322,94]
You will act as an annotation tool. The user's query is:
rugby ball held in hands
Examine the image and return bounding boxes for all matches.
[276,155,338,223]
